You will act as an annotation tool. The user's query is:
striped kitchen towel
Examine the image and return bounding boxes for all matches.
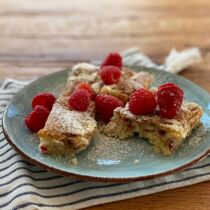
[0,48,209,210]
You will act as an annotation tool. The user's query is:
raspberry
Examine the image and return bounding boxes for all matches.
[32,92,56,111]
[99,66,121,85]
[129,88,157,115]
[157,83,184,119]
[75,82,95,100]
[25,105,50,132]
[68,89,90,112]
[96,94,123,122]
[39,144,48,154]
[101,52,123,69]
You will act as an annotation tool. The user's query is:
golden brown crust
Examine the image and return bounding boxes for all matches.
[100,68,154,103]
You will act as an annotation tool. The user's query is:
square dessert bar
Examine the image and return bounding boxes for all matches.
[38,100,97,155]
[103,102,203,155]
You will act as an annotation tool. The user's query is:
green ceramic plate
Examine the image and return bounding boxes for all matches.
[2,67,210,182]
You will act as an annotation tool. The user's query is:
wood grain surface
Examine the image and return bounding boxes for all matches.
[0,0,209,209]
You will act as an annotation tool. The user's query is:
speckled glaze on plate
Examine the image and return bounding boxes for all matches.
[2,67,210,182]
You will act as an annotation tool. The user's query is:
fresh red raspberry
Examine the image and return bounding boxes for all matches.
[75,82,95,100]
[39,144,48,154]
[157,83,184,119]
[32,92,56,111]
[68,89,90,112]
[101,52,123,69]
[99,66,121,85]
[129,88,157,115]
[95,94,123,122]
[25,105,50,132]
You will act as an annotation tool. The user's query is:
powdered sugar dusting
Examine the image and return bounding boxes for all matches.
[45,103,97,135]
[84,133,147,167]
[177,125,207,157]
[122,72,154,95]
[188,127,206,147]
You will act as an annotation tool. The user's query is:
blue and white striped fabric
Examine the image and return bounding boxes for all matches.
[0,49,209,210]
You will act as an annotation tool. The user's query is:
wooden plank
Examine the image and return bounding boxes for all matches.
[0,0,210,19]
[0,0,210,12]
[0,17,210,38]
[0,36,209,62]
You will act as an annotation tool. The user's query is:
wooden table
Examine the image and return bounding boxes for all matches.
[0,0,209,209]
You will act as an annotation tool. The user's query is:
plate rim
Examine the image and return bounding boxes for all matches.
[2,67,210,183]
